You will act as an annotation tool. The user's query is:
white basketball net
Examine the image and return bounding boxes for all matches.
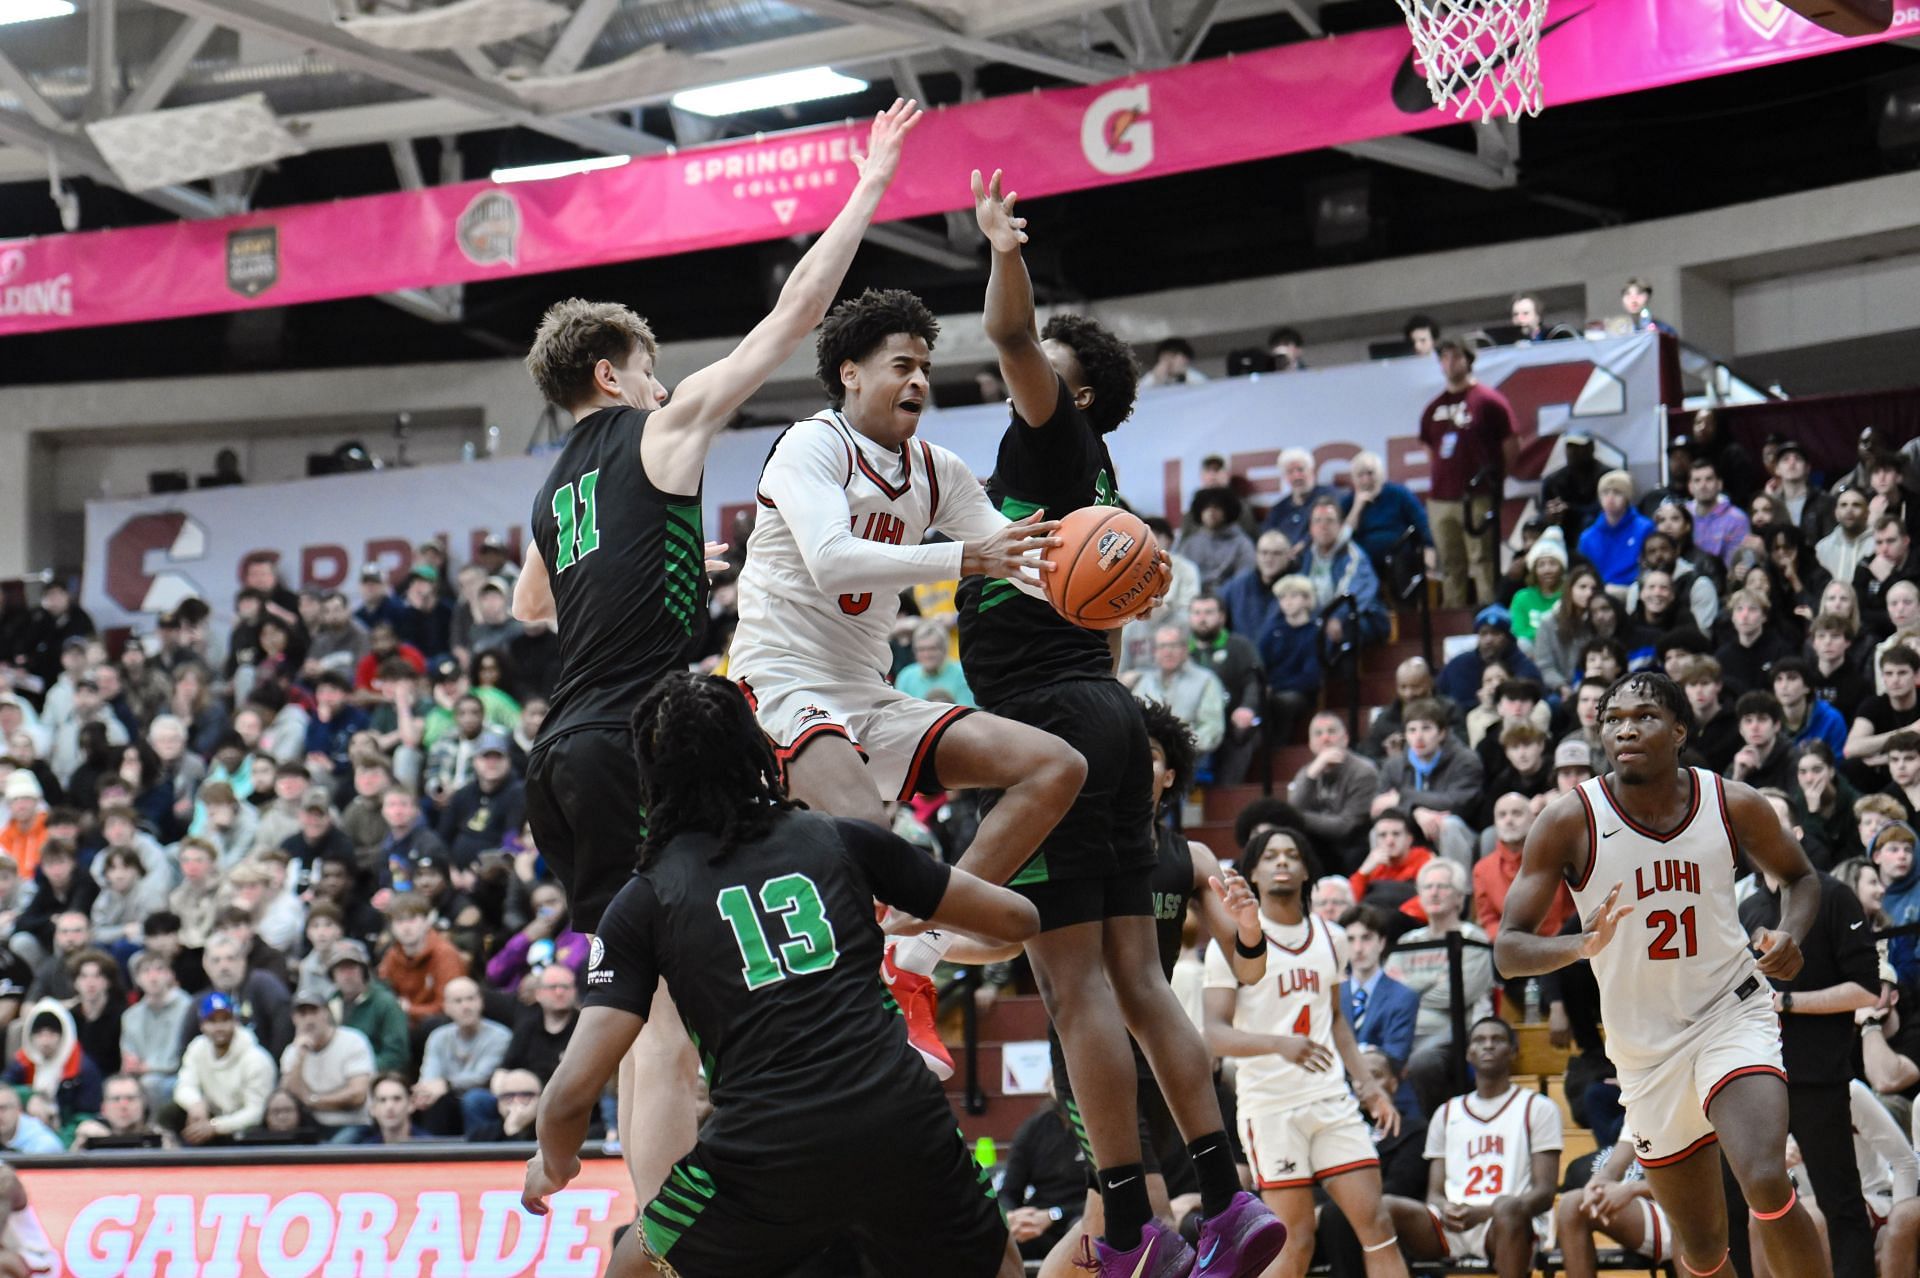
[1394,0,1544,122]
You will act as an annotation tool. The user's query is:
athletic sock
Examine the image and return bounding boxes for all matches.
[1099,1163,1152,1253]
[888,928,952,976]
[1187,1131,1241,1218]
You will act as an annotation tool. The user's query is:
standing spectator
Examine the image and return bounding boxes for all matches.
[1219,531,1294,643]
[377,895,467,1033]
[1130,626,1227,758]
[1263,448,1337,545]
[1735,790,1880,1278]
[1686,456,1751,567]
[1387,860,1495,1116]
[121,950,190,1111]
[14,581,94,691]
[436,732,525,865]
[893,621,974,707]
[280,985,374,1136]
[1420,340,1514,608]
[1175,488,1257,593]
[327,940,409,1076]
[1578,470,1655,588]
[1138,337,1208,390]
[1772,440,1835,542]
[1818,487,1873,587]
[1339,904,1421,1071]
[164,991,276,1146]
[1289,712,1380,873]
[413,977,512,1136]
[1258,577,1323,747]
[1340,450,1434,584]
[1541,433,1604,537]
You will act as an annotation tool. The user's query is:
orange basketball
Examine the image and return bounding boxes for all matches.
[1044,506,1166,631]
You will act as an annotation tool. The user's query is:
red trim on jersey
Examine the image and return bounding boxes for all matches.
[831,416,914,500]
[895,705,975,801]
[756,491,776,509]
[1314,1158,1380,1181]
[1640,1131,1719,1168]
[736,679,759,711]
[1703,1064,1787,1116]
[1595,769,1701,843]
[1650,1202,1663,1261]
[1259,1176,1315,1190]
[775,723,862,782]
[1571,785,1600,893]
[818,415,855,487]
[1426,1206,1449,1251]
[1269,914,1318,955]
[1459,1086,1526,1125]
[1712,772,1743,866]
[919,440,941,525]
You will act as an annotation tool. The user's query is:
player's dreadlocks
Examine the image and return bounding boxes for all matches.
[814,288,940,406]
[1136,698,1197,817]
[630,673,796,866]
[1596,670,1696,743]
[1236,826,1324,889]
[1040,313,1140,435]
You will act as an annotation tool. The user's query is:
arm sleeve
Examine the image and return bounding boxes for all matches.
[1527,1092,1565,1152]
[759,425,963,595]
[486,932,533,988]
[579,882,661,1018]
[834,818,952,921]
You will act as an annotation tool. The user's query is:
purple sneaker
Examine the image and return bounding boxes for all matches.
[1193,1192,1288,1277]
[1074,1220,1196,1278]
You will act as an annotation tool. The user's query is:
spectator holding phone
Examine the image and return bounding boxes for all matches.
[485,882,587,998]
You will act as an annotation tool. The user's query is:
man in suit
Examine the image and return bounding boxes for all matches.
[1340,904,1422,1112]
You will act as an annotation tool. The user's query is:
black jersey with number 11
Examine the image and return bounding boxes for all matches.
[530,406,708,740]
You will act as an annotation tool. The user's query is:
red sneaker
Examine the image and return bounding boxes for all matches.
[882,946,954,1080]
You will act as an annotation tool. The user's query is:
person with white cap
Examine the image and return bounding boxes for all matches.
[0,774,46,882]
[1511,529,1568,651]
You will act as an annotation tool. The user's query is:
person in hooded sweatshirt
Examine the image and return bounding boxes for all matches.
[3,1001,103,1125]
[1872,821,1920,987]
[161,991,277,1146]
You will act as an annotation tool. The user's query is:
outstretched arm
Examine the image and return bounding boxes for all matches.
[1191,843,1266,985]
[973,169,1058,430]
[1494,791,1625,979]
[642,100,923,494]
[526,1005,645,1213]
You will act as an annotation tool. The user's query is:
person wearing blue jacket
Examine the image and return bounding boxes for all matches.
[1300,499,1390,648]
[1436,605,1543,708]
[1340,450,1435,585]
[1772,657,1849,755]
[1257,576,1323,744]
[1219,531,1296,643]
[1872,821,1920,986]
[1576,469,1655,587]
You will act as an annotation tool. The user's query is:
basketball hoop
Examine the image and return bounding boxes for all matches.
[1393,0,1544,122]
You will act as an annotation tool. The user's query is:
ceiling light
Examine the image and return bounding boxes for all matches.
[670,67,867,119]
[490,154,631,184]
[0,0,75,26]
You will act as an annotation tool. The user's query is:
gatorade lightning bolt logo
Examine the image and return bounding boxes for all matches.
[1096,527,1137,569]
[1080,86,1154,176]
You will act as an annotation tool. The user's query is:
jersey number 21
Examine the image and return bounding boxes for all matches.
[717,874,841,990]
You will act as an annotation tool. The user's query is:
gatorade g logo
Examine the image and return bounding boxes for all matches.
[1096,528,1137,569]
[1081,85,1153,176]
[104,511,209,615]
[1736,0,1792,37]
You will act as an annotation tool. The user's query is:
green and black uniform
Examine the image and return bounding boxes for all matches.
[525,405,707,932]
[1048,824,1199,1187]
[585,809,1006,1278]
[957,376,1154,929]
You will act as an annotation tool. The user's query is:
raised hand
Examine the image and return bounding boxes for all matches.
[1211,868,1261,937]
[971,169,1028,253]
[961,510,1062,580]
[851,98,922,187]
[1577,881,1633,959]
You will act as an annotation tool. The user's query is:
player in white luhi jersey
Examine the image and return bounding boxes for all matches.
[1496,671,1828,1278]
[1378,1017,1561,1278]
[1204,828,1407,1278]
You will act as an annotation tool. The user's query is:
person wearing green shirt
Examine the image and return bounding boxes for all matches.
[328,942,410,1075]
[1510,530,1568,649]
[421,656,520,749]
[892,620,975,707]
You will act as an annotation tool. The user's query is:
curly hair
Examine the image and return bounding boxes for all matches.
[1039,313,1139,434]
[1136,699,1197,816]
[814,289,939,406]
[631,673,797,866]
[1595,670,1697,745]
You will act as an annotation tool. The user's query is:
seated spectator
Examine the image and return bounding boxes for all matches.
[1477,724,1553,826]
[0,1086,63,1155]
[1888,732,1920,825]
[1848,646,1920,790]
[1256,575,1321,745]
[1510,532,1567,651]
[341,1072,428,1145]
[1374,698,1483,866]
[1473,793,1571,944]
[1540,432,1603,537]
[241,1088,319,1144]
[1289,712,1379,874]
[1131,626,1227,762]
[1139,336,1207,390]
[1791,741,1860,869]
[327,939,408,1075]
[1578,470,1655,587]
[498,963,579,1084]
[122,950,190,1111]
[190,930,292,1059]
[281,984,373,1138]
[1340,450,1434,584]
[437,732,525,867]
[1311,876,1356,922]
[192,781,256,870]
[1263,448,1337,545]
[1300,497,1390,648]
[1437,606,1542,710]
[1771,656,1848,756]
[893,621,974,707]
[998,1099,1088,1263]
[91,847,164,956]
[1873,821,1920,988]
[1349,809,1434,915]
[11,841,94,969]
[1219,531,1293,643]
[71,1072,171,1150]
[424,694,487,807]
[339,756,394,860]
[1713,590,1790,697]
[1687,455,1751,568]
[1174,488,1256,593]
[486,881,587,997]
[467,578,523,658]
[25,909,89,1002]
[1183,594,1263,783]
[1361,658,1465,762]
[378,786,448,887]
[1387,861,1496,1116]
[413,977,511,1136]
[1530,565,1603,698]
[393,568,452,660]
[1471,676,1551,764]
[1818,486,1873,586]
[169,838,221,948]
[162,991,276,1146]
[1340,904,1420,1073]
[214,903,292,991]
[466,1068,542,1142]
[5,1000,103,1124]
[250,763,311,855]
[1728,692,1795,791]
[378,894,467,1034]
[1555,1138,1676,1277]
[0,773,48,882]
[1858,516,1920,640]
[1679,656,1743,774]
[424,655,518,747]
[70,949,124,1080]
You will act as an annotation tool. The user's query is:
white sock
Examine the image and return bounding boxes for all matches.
[889,929,953,975]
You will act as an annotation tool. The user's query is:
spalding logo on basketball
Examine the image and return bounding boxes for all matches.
[1045,505,1167,631]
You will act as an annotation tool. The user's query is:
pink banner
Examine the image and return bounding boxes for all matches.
[1,0,1909,336]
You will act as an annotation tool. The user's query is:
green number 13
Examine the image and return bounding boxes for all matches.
[551,468,601,573]
[716,874,841,991]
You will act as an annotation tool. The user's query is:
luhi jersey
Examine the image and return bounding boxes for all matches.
[1569,768,1762,1071]
[1204,911,1352,1115]
[732,411,1003,680]
[1426,1086,1563,1221]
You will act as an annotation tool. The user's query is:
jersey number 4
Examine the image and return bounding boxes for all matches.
[551,469,602,574]
[1645,906,1698,961]
[716,874,842,991]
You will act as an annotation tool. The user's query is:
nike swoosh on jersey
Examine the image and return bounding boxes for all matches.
[1603,828,1621,839]
[1389,6,1593,113]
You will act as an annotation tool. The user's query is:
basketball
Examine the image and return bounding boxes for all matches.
[1044,505,1166,631]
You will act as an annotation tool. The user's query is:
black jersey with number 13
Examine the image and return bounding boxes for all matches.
[530,406,709,740]
[957,377,1119,706]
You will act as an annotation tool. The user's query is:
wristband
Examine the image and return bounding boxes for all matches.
[1235,934,1267,960]
[1780,991,1793,1014]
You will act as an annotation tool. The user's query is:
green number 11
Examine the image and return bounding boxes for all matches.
[716,874,841,991]
[551,468,601,573]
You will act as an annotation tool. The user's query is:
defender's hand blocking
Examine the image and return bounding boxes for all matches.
[971,169,1028,252]
[962,510,1062,580]
[850,98,922,186]
[1577,882,1633,960]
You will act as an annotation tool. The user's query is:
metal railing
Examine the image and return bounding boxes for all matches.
[1390,523,1434,670]
[1317,592,1361,742]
